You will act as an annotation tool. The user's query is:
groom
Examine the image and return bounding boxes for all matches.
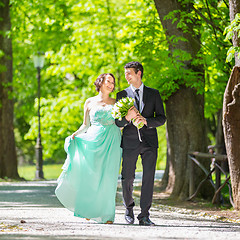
[115,61,166,226]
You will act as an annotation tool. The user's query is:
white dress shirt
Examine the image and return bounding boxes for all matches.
[131,83,144,113]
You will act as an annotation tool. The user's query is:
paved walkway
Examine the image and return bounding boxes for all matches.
[0,180,240,239]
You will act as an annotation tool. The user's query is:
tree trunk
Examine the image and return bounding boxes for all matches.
[154,0,210,199]
[215,110,228,172]
[229,0,240,66]
[159,130,169,191]
[223,66,240,209]
[215,110,226,154]
[222,0,240,210]
[0,0,19,178]
[165,86,207,199]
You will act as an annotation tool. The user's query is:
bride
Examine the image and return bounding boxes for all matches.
[55,73,122,224]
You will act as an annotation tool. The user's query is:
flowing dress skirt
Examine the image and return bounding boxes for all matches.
[55,123,122,223]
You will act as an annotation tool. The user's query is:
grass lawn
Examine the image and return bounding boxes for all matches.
[18,164,63,181]
[18,157,165,181]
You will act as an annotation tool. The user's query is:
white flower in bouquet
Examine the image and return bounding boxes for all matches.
[112,97,144,129]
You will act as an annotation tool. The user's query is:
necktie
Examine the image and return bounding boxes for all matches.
[135,89,140,110]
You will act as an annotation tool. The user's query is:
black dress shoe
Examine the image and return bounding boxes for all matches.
[125,209,134,224]
[139,217,155,226]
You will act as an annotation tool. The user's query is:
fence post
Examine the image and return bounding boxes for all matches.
[215,160,221,205]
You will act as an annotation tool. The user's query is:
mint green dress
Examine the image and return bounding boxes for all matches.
[55,105,122,223]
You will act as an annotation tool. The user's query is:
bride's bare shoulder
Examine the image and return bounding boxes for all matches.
[85,96,98,104]
[84,97,96,109]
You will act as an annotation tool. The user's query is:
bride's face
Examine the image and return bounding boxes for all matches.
[101,75,115,93]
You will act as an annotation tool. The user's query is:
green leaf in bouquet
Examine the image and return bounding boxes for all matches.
[132,118,144,129]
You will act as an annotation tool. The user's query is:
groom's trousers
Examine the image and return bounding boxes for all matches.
[121,141,157,220]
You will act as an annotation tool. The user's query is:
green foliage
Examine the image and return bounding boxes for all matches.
[224,13,240,62]
[24,89,85,160]
[0,49,4,58]
[12,0,163,163]
[163,1,230,119]
[10,0,231,165]
[132,0,230,112]
[156,126,167,170]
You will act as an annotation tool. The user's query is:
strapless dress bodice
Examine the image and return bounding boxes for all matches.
[89,105,114,126]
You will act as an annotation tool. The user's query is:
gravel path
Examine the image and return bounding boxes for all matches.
[0,180,240,240]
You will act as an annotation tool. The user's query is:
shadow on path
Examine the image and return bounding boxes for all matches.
[0,181,61,208]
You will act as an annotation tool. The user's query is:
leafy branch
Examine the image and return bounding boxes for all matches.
[224,13,240,62]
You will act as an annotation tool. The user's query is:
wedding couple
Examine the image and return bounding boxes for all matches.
[55,61,166,226]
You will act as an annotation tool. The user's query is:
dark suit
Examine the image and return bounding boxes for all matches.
[116,85,166,220]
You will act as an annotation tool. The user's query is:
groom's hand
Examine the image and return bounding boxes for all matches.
[134,113,147,126]
[125,106,138,121]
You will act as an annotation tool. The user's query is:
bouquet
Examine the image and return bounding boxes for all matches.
[111,97,144,129]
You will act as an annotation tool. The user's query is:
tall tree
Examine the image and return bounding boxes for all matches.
[153,0,210,199]
[223,0,240,209]
[9,0,230,180]
[12,0,148,162]
[0,0,19,178]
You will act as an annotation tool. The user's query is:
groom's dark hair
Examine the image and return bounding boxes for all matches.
[124,61,143,79]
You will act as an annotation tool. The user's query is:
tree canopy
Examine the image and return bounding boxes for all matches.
[6,0,233,174]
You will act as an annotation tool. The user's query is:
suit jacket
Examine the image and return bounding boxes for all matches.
[115,85,166,149]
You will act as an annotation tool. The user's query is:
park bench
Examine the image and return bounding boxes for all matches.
[187,149,234,207]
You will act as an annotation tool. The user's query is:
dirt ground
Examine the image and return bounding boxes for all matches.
[134,180,240,223]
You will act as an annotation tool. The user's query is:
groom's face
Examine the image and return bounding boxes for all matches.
[124,68,140,87]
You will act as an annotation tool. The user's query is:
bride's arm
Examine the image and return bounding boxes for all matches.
[72,99,91,139]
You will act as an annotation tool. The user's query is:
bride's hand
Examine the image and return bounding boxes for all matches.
[72,133,77,139]
[125,106,138,121]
